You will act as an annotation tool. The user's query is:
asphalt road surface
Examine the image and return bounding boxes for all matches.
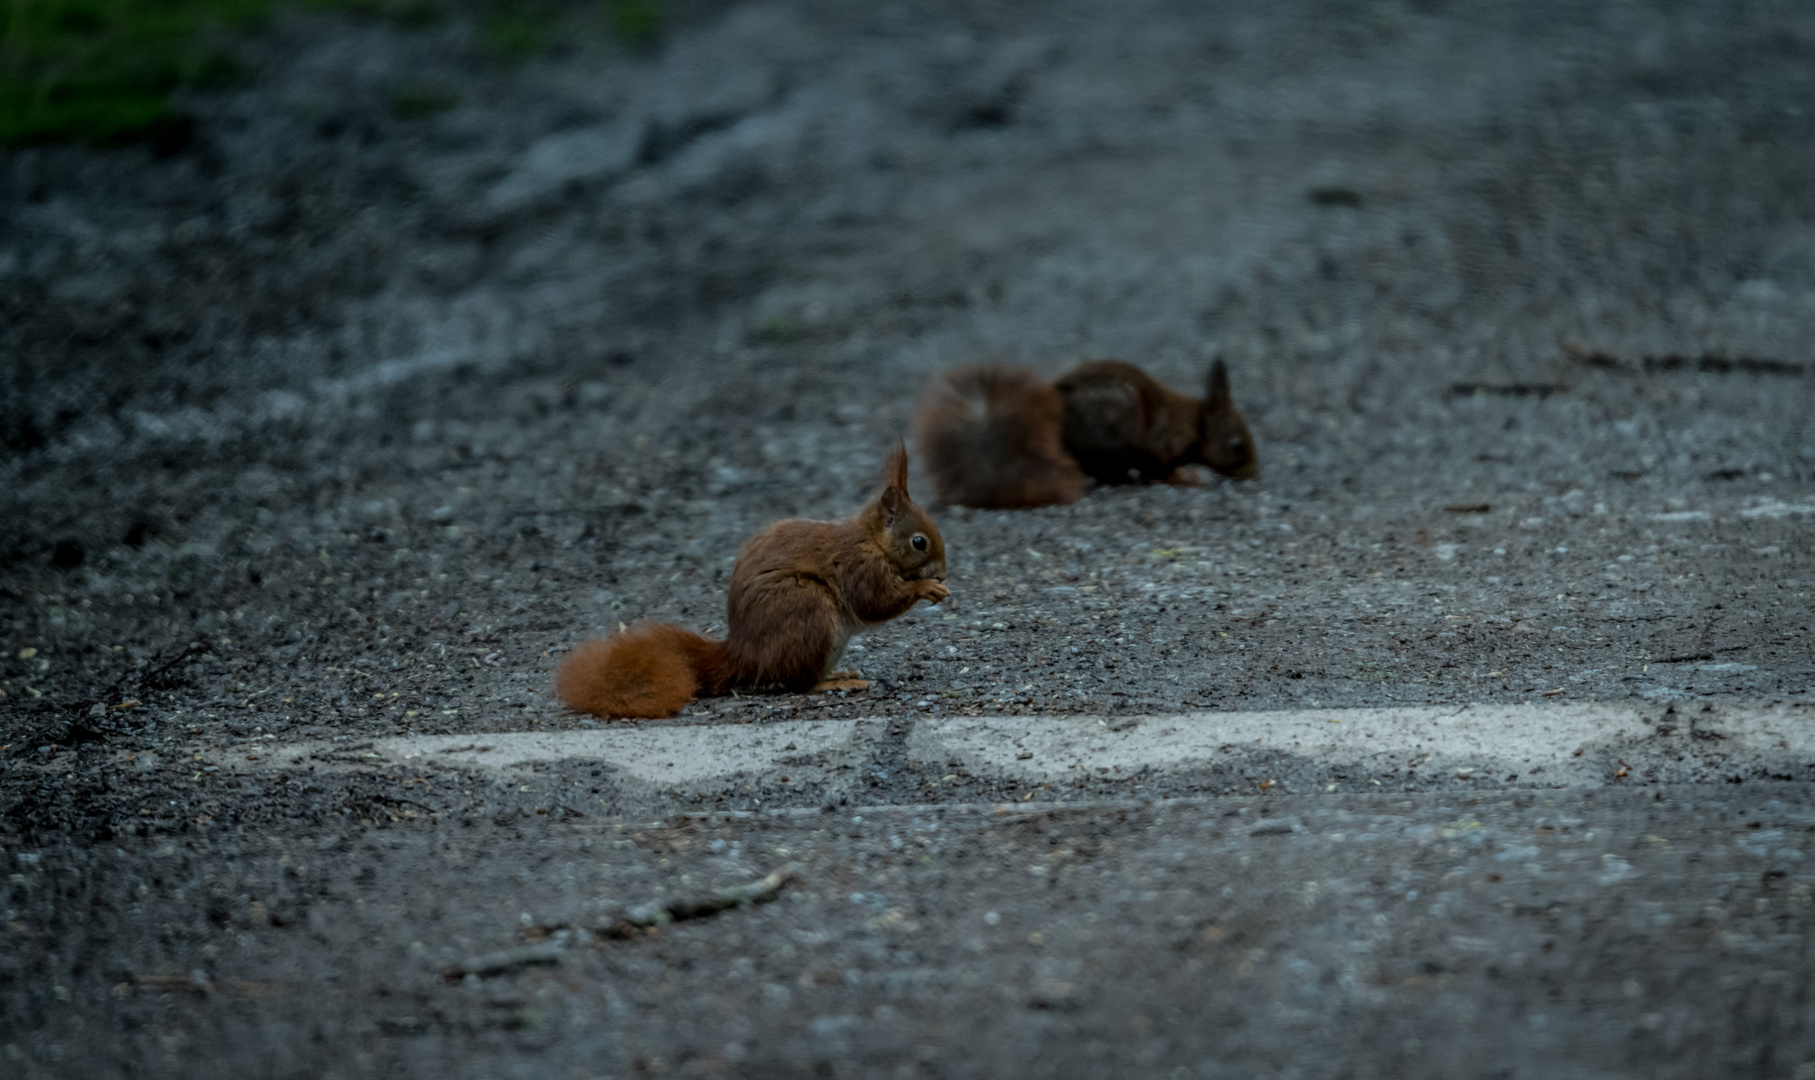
[3,1,1814,1076]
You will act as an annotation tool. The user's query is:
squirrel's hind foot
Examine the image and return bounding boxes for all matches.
[812,675,871,693]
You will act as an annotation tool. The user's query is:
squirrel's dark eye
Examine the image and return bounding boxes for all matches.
[911,534,928,551]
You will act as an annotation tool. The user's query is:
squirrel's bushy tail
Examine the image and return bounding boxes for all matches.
[911,365,1086,509]
[555,622,731,719]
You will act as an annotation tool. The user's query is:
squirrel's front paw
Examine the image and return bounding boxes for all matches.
[917,580,951,605]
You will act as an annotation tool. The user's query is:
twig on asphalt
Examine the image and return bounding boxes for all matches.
[80,634,211,716]
[1450,382,1569,398]
[444,941,568,979]
[1562,342,1624,369]
[602,861,802,937]
[133,972,214,994]
[1564,342,1806,376]
[444,862,802,980]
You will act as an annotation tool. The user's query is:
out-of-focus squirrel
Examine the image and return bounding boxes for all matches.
[1056,358,1258,484]
[910,365,1088,509]
[555,443,949,719]
[911,357,1257,508]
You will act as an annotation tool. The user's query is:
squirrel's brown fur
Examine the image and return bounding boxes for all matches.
[554,443,949,719]
[910,365,1086,509]
[911,358,1256,509]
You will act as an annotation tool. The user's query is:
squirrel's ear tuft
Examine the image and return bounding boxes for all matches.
[883,439,911,494]
[879,484,905,524]
[1206,358,1232,410]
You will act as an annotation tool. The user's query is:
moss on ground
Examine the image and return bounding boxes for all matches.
[1,0,271,146]
[0,0,661,148]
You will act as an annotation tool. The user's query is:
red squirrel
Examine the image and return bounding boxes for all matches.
[911,357,1257,508]
[555,442,949,719]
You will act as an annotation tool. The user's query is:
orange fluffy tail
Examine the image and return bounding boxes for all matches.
[554,622,728,719]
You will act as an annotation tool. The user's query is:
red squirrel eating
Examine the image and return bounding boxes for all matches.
[555,442,949,719]
[911,357,1257,509]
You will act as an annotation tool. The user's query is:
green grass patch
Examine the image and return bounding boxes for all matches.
[0,0,440,148]
[484,1,659,65]
[2,0,665,147]
[304,0,444,26]
[604,0,659,49]
[389,84,456,117]
[1,0,273,146]
[478,3,543,61]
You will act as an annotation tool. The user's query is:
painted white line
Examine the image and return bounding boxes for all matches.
[220,720,863,785]
[908,702,1815,786]
[1650,499,1815,523]
[205,703,1813,791]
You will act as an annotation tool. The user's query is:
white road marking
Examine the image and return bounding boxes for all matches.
[204,702,1812,790]
[910,702,1814,785]
[216,720,862,785]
